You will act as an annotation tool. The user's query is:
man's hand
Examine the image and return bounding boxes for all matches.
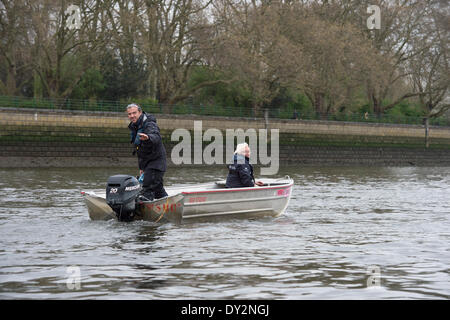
[255,181,264,186]
[138,133,149,140]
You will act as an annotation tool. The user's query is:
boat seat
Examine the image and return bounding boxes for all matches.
[214,180,227,188]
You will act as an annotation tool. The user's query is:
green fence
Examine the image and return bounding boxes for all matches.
[0,95,258,117]
[1,95,449,127]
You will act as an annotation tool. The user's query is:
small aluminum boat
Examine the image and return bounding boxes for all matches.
[82,177,293,223]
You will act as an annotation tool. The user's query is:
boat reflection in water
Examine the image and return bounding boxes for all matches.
[82,177,294,223]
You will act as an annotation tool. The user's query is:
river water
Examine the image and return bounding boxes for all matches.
[0,166,448,300]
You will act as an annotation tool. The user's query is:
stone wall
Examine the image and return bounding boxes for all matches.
[2,107,450,139]
[1,108,450,168]
[2,143,450,168]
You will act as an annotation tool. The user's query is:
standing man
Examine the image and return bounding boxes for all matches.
[127,103,168,201]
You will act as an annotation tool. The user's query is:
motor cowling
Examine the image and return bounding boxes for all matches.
[106,175,141,221]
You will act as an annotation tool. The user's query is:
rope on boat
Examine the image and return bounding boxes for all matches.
[155,197,170,223]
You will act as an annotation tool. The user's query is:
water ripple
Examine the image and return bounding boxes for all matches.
[0,166,449,299]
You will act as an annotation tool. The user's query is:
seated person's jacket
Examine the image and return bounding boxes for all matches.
[225,154,255,188]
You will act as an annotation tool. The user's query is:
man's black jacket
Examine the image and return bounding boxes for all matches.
[225,154,255,188]
[128,112,166,172]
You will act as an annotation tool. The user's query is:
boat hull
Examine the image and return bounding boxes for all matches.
[82,191,184,223]
[181,183,293,222]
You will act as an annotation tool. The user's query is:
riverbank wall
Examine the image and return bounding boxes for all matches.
[1,108,450,168]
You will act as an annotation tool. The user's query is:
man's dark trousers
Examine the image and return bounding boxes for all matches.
[142,168,168,200]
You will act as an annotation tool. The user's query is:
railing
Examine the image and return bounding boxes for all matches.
[280,111,450,126]
[0,95,449,127]
[0,95,258,117]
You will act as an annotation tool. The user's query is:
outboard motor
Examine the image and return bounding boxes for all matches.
[106,175,141,221]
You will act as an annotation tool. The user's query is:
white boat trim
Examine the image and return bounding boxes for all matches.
[184,195,289,207]
[181,184,292,195]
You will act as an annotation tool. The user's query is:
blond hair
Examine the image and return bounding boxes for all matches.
[234,142,249,155]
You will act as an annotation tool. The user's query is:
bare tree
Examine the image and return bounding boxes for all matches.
[208,1,303,116]
[287,10,377,116]
[407,0,449,147]
[0,0,33,95]
[105,0,235,106]
[29,0,107,100]
[360,0,439,115]
[214,1,379,117]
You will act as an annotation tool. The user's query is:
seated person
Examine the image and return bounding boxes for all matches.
[226,143,263,188]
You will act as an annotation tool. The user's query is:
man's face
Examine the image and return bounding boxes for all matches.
[244,146,251,158]
[127,106,142,123]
